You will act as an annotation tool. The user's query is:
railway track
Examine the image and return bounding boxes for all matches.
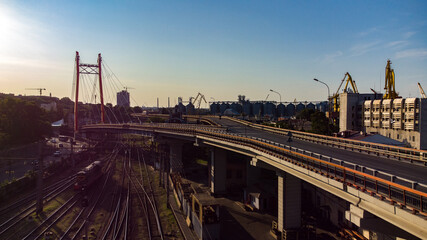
[61,147,120,240]
[0,174,76,218]
[0,146,119,240]
[0,177,76,239]
[100,146,131,240]
[130,148,164,240]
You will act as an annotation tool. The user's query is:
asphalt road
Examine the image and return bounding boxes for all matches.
[208,118,427,186]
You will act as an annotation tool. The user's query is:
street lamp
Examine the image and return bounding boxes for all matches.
[313,78,330,99]
[314,78,332,134]
[269,89,282,103]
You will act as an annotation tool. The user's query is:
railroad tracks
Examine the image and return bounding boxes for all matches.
[0,143,177,240]
[130,148,163,240]
[0,148,119,240]
[0,176,76,239]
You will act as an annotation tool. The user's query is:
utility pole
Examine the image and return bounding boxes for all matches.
[71,138,74,168]
[36,141,44,215]
[166,145,170,208]
[159,145,163,187]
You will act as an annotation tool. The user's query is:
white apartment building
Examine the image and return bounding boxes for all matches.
[340,93,427,149]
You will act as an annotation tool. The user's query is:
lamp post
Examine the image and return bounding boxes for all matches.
[313,78,331,134]
[269,89,282,103]
[313,78,330,99]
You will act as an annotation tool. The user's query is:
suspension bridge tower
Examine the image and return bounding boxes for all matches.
[74,51,106,134]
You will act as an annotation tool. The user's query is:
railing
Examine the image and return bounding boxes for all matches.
[82,123,427,215]
[219,116,427,165]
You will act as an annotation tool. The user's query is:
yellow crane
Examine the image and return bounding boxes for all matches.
[383,60,399,99]
[418,82,426,98]
[330,72,358,113]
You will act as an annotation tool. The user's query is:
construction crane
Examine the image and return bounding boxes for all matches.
[383,60,399,99]
[25,88,46,96]
[330,72,358,113]
[418,82,426,98]
[123,86,134,92]
[192,92,207,109]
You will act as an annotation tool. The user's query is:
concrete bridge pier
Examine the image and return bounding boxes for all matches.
[210,147,227,195]
[277,171,302,235]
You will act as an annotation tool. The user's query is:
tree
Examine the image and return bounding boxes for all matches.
[296,108,315,131]
[310,111,329,135]
[0,98,51,147]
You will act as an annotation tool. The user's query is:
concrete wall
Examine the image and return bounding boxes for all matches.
[419,98,427,150]
[340,93,379,131]
[339,93,359,131]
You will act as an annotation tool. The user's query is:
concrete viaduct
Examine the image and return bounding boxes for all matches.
[81,117,427,239]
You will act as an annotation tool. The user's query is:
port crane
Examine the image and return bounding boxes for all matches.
[25,88,46,96]
[383,60,399,99]
[329,72,358,115]
[418,82,426,98]
[192,92,207,109]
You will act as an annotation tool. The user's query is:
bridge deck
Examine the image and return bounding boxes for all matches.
[209,118,427,186]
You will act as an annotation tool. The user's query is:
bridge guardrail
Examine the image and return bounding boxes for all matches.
[82,123,427,215]
[220,116,427,165]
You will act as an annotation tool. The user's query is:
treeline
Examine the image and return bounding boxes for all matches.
[275,109,337,135]
[0,97,52,148]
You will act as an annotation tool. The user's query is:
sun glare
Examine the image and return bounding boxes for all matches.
[0,3,46,66]
[0,4,20,60]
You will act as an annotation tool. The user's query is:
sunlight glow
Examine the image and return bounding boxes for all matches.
[0,3,45,65]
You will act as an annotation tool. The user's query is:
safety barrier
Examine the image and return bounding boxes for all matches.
[220,116,427,165]
[82,123,427,215]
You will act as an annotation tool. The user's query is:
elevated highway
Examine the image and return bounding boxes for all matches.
[81,120,427,239]
[207,117,427,188]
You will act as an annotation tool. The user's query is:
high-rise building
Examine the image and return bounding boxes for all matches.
[117,90,130,107]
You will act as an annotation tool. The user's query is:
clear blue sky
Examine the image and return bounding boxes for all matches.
[1,0,426,107]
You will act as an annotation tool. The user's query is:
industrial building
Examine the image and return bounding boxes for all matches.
[339,93,427,149]
[209,96,327,119]
[338,60,427,150]
[116,90,130,107]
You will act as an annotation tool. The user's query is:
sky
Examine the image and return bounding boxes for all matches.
[1,0,426,107]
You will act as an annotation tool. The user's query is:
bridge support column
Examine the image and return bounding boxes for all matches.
[277,171,301,233]
[210,147,227,195]
[169,141,184,173]
[346,204,415,239]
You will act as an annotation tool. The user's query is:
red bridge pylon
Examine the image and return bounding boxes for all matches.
[74,51,105,134]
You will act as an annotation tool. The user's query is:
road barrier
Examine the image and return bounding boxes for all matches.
[219,116,427,165]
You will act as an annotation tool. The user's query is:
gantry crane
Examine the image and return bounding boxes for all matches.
[383,60,399,99]
[25,88,46,96]
[329,72,358,113]
[192,92,207,109]
[418,82,426,98]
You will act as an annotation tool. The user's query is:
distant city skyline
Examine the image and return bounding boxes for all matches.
[1,1,426,107]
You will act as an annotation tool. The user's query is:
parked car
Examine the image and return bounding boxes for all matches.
[53,151,61,157]
[59,143,64,148]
